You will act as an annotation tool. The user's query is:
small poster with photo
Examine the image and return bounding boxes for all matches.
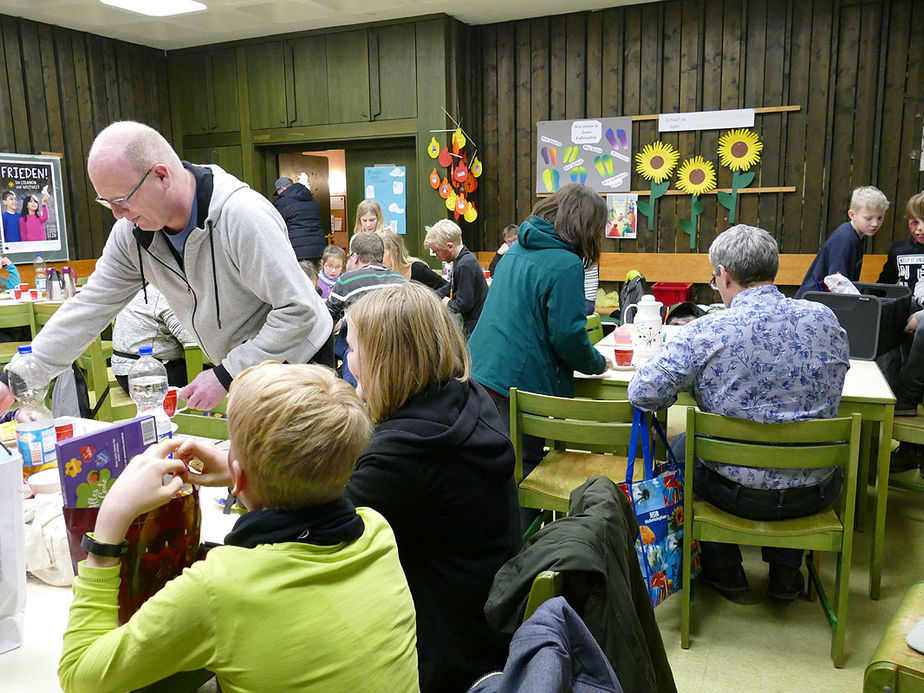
[606,194,638,239]
[0,153,69,262]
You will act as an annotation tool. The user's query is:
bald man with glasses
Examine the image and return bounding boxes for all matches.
[0,120,332,413]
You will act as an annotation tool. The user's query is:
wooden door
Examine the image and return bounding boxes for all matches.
[246,42,288,129]
[326,30,370,123]
[289,36,330,127]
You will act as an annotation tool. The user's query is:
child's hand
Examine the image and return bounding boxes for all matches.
[88,443,188,563]
[171,437,231,487]
[0,256,10,267]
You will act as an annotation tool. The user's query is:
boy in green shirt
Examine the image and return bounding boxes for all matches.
[59,362,419,693]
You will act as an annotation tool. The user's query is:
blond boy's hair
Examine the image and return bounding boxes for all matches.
[424,219,462,249]
[850,186,889,213]
[227,363,372,508]
[346,283,469,424]
[906,191,924,222]
[321,245,347,265]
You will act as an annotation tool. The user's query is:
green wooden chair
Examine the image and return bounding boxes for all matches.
[585,313,604,345]
[32,302,112,421]
[681,409,861,667]
[173,411,229,440]
[510,388,645,515]
[0,302,36,366]
[887,414,924,493]
[522,570,564,623]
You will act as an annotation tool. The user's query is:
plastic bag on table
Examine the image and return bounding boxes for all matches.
[823,273,861,295]
[63,488,201,624]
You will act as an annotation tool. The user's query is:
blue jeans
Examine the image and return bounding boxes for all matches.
[672,433,843,569]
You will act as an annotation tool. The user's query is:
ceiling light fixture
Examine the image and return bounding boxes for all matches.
[101,0,207,18]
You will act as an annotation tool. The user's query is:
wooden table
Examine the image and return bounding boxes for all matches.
[579,332,895,599]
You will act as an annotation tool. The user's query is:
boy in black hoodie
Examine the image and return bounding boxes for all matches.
[878,191,924,415]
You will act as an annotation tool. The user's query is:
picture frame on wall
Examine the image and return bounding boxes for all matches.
[0,153,70,263]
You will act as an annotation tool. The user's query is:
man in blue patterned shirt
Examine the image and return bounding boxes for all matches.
[628,224,850,602]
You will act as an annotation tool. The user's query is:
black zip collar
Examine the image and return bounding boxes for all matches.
[132,162,213,250]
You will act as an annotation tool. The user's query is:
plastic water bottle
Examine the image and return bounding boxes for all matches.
[33,255,46,296]
[127,346,171,441]
[6,346,56,478]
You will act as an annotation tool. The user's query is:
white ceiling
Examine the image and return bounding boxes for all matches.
[0,0,652,51]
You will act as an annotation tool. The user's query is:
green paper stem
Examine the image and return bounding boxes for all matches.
[641,179,671,228]
[718,169,756,224]
[680,194,701,250]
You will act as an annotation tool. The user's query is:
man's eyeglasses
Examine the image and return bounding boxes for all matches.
[709,274,719,291]
[95,166,154,210]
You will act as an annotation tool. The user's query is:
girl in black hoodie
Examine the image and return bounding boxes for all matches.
[344,282,521,693]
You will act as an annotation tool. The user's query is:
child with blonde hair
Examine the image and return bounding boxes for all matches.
[317,245,347,299]
[796,185,889,297]
[424,218,488,336]
[58,362,419,693]
[353,199,386,234]
[344,282,519,692]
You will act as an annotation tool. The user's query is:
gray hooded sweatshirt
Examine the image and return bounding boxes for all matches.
[10,163,332,387]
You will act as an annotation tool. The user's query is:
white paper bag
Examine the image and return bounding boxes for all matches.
[0,445,25,654]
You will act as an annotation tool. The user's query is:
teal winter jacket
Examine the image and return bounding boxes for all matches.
[469,216,606,398]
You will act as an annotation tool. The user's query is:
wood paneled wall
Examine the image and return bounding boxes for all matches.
[0,15,171,259]
[472,0,924,255]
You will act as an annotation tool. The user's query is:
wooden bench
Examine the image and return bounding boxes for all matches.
[476,252,888,288]
[865,581,924,692]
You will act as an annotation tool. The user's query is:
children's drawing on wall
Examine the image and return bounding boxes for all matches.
[606,194,638,239]
[535,117,633,194]
[716,129,763,224]
[0,153,69,262]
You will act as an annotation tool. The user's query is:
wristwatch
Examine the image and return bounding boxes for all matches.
[81,532,129,558]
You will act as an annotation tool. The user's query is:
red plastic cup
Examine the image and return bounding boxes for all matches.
[55,420,75,441]
[18,283,28,292]
[613,345,634,367]
[29,289,39,301]
[12,288,21,300]
[163,387,187,417]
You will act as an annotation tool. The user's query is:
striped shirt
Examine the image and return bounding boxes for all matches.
[326,264,406,322]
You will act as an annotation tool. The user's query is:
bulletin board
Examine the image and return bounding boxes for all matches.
[535,117,633,194]
[364,165,407,235]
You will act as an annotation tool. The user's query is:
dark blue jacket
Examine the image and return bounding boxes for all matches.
[468,597,623,693]
[796,221,865,298]
[272,183,326,260]
[469,216,606,398]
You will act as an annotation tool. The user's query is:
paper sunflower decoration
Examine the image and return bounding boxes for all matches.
[635,142,679,229]
[675,156,717,250]
[716,129,763,223]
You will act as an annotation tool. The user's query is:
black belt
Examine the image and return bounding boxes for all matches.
[711,471,824,503]
[113,349,140,360]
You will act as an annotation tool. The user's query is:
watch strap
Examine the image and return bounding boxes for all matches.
[81,531,128,558]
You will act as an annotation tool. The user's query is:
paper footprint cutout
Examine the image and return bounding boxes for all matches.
[605,129,618,150]
[541,147,550,165]
[604,155,614,176]
[617,129,628,149]
[549,147,558,166]
[594,156,606,177]
[542,168,560,192]
[568,166,588,184]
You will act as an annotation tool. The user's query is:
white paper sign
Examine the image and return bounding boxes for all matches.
[571,120,603,144]
[658,108,755,133]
